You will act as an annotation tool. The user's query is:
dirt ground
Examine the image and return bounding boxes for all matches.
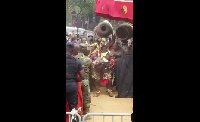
[84,87,133,122]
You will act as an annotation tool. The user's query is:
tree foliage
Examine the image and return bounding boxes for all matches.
[66,0,96,24]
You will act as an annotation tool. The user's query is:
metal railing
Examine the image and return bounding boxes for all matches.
[82,113,131,122]
[66,112,131,122]
[66,112,82,122]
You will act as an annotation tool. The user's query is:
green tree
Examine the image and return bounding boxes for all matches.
[66,0,96,25]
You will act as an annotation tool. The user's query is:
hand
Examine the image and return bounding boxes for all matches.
[71,108,77,115]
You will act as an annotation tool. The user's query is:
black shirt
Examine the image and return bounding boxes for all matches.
[66,54,83,73]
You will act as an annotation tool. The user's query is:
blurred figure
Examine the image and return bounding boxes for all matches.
[76,43,92,115]
[71,31,75,38]
[90,35,116,97]
[66,42,84,111]
[115,38,133,98]
[109,40,124,88]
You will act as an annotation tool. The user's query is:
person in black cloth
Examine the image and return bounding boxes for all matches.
[115,38,133,98]
[109,40,124,88]
[66,42,84,111]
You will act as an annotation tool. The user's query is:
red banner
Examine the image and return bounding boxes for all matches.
[96,0,133,23]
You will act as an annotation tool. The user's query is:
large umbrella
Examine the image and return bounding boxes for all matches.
[95,0,133,24]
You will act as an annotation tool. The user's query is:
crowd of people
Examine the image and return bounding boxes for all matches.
[66,21,133,121]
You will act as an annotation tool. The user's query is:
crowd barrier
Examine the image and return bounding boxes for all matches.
[66,112,131,122]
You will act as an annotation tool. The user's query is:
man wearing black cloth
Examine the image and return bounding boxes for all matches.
[66,42,84,111]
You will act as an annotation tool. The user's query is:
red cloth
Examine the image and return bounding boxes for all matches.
[76,82,83,114]
[100,79,109,85]
[99,55,116,86]
[96,0,133,24]
[66,74,83,122]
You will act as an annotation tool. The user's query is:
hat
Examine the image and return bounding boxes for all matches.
[66,42,74,48]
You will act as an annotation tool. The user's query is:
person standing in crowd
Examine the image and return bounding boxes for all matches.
[109,40,124,88]
[115,37,133,98]
[66,42,84,111]
[73,43,84,116]
[77,43,92,115]
[90,35,116,97]
[81,31,87,42]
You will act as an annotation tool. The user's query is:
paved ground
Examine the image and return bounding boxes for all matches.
[84,87,133,122]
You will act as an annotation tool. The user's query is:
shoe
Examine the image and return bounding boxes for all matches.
[107,89,114,97]
[93,91,100,97]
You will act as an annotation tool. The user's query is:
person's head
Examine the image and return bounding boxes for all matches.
[71,37,77,42]
[66,42,75,55]
[100,38,107,46]
[73,43,80,56]
[82,37,87,43]
[77,37,82,44]
[80,47,90,56]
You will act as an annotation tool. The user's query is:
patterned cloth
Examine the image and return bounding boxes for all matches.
[79,53,92,110]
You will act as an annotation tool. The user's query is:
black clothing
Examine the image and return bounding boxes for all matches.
[66,54,83,110]
[113,54,121,87]
[66,85,78,111]
[66,55,78,83]
[115,51,133,98]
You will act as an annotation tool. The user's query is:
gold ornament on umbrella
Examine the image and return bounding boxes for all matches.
[121,5,127,14]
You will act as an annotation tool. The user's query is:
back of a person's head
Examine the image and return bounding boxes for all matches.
[71,37,77,42]
[66,42,74,54]
[83,49,90,56]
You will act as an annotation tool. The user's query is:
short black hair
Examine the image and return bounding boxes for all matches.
[66,46,74,54]
[66,42,74,54]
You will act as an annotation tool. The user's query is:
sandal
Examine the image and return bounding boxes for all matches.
[93,91,100,97]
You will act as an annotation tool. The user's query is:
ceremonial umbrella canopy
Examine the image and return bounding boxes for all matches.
[95,0,133,24]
